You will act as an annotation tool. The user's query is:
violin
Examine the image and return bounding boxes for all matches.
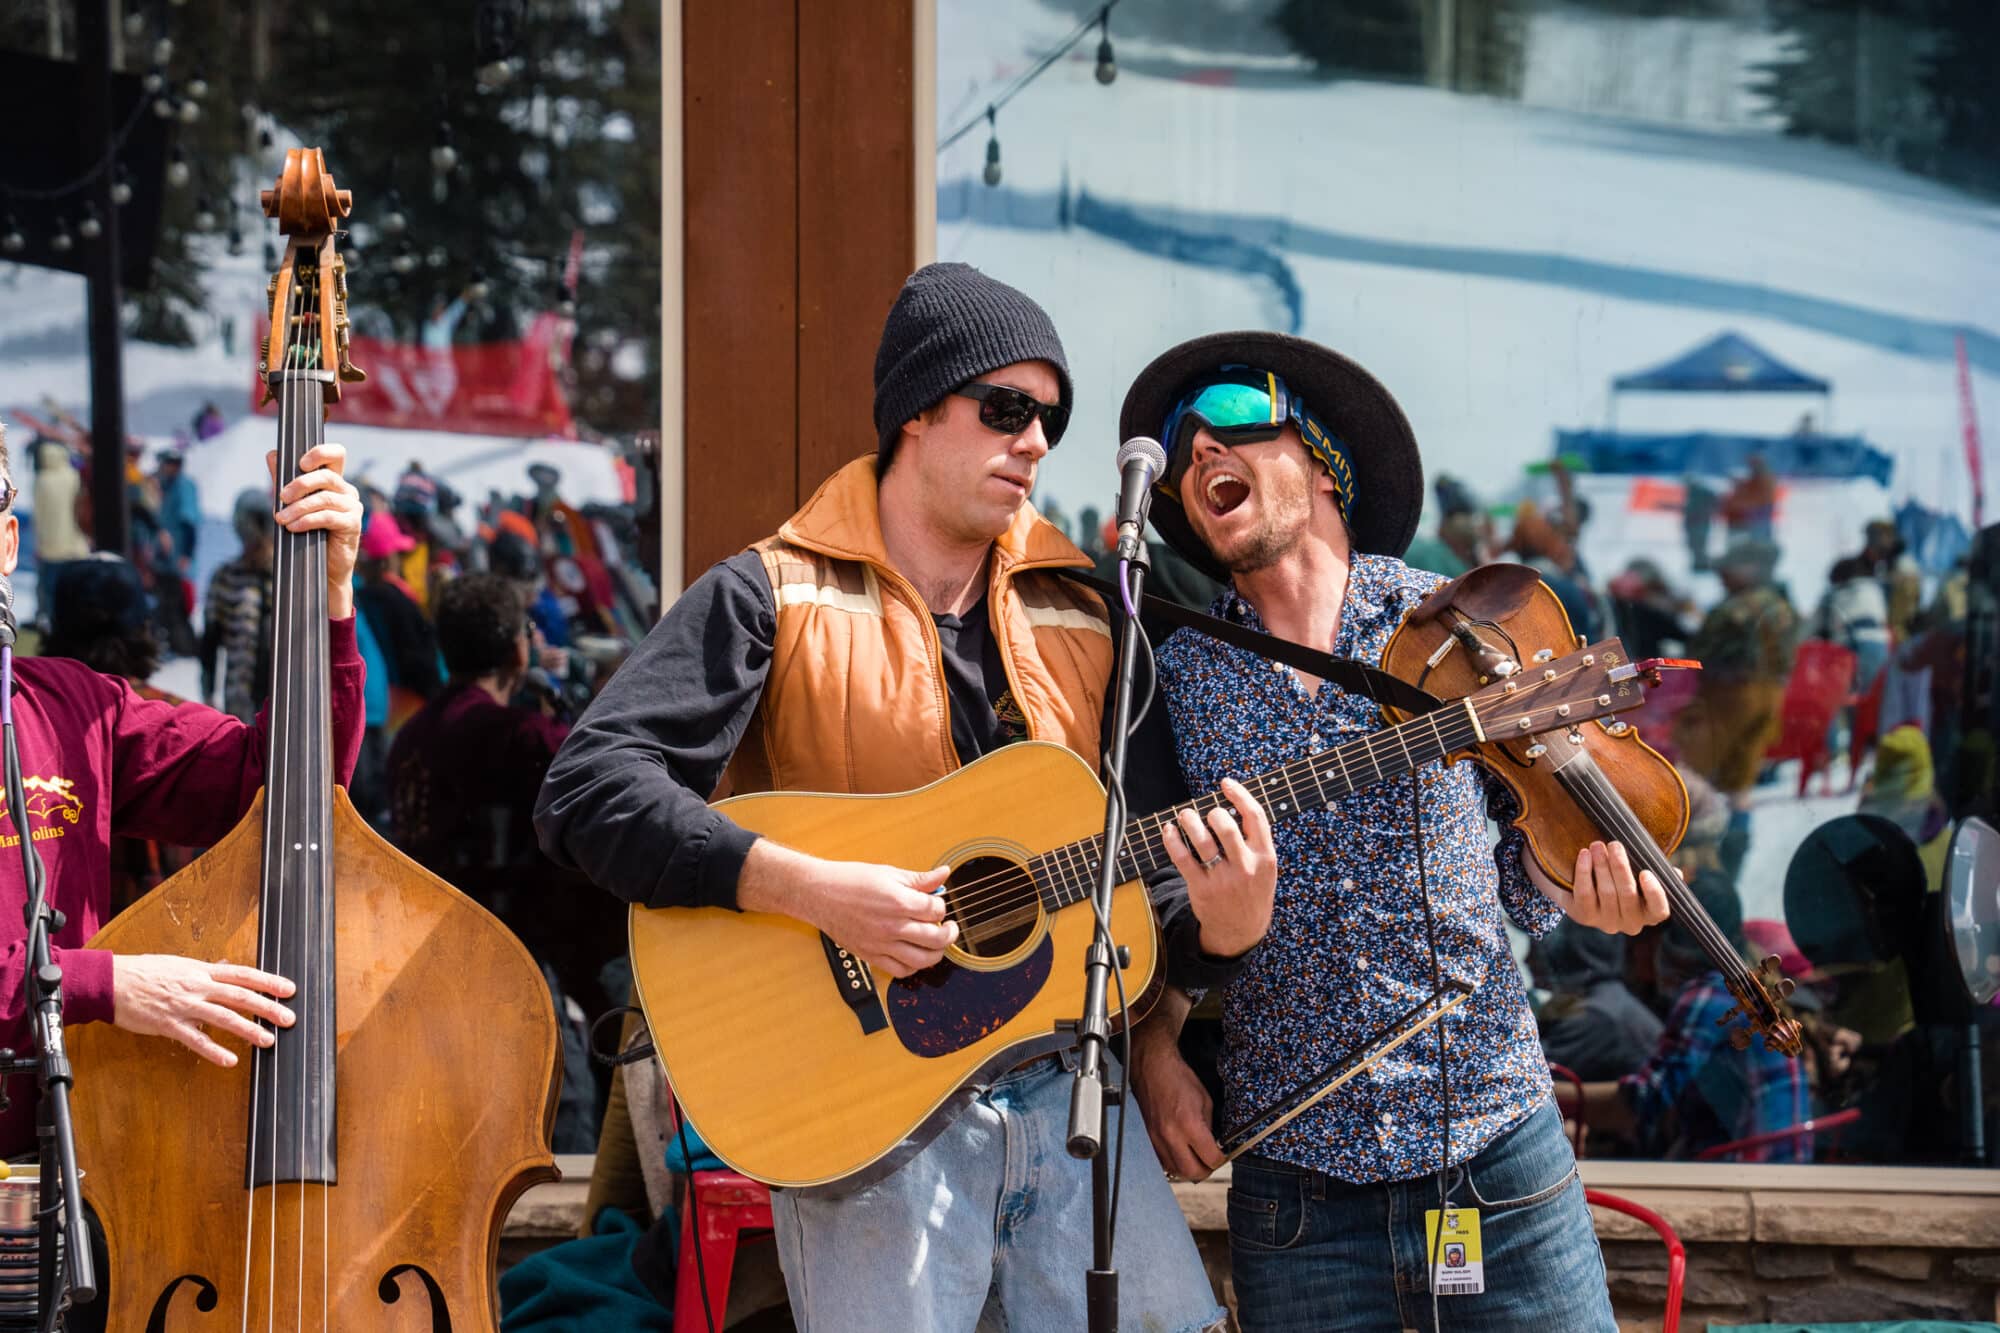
[1380,562,1802,1056]
[67,150,560,1329]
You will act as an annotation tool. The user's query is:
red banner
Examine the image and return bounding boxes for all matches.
[251,311,576,439]
[1958,333,1986,529]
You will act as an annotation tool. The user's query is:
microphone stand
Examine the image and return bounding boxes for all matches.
[0,641,96,1329]
[1062,542,1149,1333]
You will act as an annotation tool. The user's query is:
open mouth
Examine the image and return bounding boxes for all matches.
[1203,473,1251,518]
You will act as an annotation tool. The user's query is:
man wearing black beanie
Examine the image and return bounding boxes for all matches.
[539,262,1270,1330]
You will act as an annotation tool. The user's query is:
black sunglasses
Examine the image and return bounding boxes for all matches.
[0,481,15,514]
[953,383,1069,447]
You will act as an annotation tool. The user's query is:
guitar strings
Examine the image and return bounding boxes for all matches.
[944,671,1591,935]
[945,707,1480,934]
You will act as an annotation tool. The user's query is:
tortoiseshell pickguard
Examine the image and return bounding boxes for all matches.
[885,937,1053,1058]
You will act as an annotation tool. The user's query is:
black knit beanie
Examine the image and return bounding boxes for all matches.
[872,262,1072,466]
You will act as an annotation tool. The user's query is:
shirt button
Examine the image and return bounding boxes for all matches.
[1340,878,1356,891]
[1380,1112,1394,1125]
[1357,955,1369,969]
[1309,733,1324,752]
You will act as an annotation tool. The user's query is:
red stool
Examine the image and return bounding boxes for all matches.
[674,1166,774,1332]
[1586,1190,1684,1333]
[667,1094,774,1333]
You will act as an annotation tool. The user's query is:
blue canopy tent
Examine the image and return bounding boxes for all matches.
[1607,330,1834,432]
[1572,331,1891,487]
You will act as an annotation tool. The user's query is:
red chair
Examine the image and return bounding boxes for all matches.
[1845,661,1886,792]
[1693,1106,1861,1162]
[669,1100,774,1333]
[1762,640,1857,796]
[1586,1190,1685,1333]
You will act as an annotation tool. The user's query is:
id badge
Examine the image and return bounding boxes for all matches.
[1423,1206,1485,1295]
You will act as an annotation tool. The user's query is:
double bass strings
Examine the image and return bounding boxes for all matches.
[242,258,306,1330]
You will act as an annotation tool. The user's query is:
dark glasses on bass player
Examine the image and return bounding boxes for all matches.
[953,383,1070,447]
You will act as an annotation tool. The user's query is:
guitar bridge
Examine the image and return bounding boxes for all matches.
[822,934,888,1035]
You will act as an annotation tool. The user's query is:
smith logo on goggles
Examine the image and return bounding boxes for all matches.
[1159,367,1356,517]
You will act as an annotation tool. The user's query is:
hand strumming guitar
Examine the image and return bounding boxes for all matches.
[737,841,960,978]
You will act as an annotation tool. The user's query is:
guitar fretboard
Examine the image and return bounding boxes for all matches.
[1029,703,1484,908]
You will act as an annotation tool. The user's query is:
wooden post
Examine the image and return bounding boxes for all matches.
[678,0,919,581]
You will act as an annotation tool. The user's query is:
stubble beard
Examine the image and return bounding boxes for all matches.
[1211,476,1313,575]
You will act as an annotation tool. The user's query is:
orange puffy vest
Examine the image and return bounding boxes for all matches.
[725,457,1113,798]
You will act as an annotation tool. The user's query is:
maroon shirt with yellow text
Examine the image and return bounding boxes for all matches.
[0,618,363,1155]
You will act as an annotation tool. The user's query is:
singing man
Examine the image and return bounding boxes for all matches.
[537,263,1279,1332]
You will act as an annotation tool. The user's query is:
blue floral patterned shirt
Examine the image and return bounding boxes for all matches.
[1156,552,1565,1184]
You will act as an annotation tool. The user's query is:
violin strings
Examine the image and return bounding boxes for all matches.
[1551,752,1757,993]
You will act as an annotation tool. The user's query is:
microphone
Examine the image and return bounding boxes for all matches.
[0,573,15,650]
[1112,436,1168,563]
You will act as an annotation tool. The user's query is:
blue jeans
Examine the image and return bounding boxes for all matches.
[771,1054,1226,1332]
[1229,1101,1613,1332]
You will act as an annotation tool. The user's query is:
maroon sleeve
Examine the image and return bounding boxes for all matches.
[108,617,365,845]
[57,946,115,1025]
[329,616,364,785]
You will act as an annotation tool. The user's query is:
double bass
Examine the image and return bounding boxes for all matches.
[67,150,560,1329]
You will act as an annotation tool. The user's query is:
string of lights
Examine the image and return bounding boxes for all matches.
[937,1,1120,187]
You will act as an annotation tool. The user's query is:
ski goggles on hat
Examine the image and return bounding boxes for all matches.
[954,383,1071,447]
[1159,367,1357,514]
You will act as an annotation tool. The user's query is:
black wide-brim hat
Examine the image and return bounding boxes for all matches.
[1119,331,1424,582]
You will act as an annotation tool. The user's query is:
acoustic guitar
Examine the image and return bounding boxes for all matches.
[631,639,1651,1188]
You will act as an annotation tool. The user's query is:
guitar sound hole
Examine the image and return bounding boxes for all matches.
[946,856,1038,958]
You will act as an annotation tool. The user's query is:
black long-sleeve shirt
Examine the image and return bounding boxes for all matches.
[534,551,1242,991]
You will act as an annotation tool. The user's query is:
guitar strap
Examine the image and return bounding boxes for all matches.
[1057,569,1446,718]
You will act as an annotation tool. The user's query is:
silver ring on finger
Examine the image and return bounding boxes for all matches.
[1201,851,1225,869]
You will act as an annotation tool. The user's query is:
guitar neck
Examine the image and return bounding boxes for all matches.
[1031,701,1483,909]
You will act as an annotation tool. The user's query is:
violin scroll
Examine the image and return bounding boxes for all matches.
[1719,957,1804,1056]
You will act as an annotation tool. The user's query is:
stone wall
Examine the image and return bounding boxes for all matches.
[1591,1188,2000,1330]
[506,1163,2000,1330]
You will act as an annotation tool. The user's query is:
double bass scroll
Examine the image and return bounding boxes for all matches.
[67,149,560,1332]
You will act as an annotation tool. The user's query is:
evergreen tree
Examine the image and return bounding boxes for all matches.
[4,0,662,436]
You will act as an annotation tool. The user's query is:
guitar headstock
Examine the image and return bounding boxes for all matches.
[258,148,366,409]
[1463,638,1646,739]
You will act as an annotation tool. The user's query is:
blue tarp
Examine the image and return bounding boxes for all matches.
[1614,331,1831,394]
[1555,429,1894,486]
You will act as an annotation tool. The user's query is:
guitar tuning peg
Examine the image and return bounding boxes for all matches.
[1760,953,1782,973]
[1778,978,1796,999]
[1728,1028,1752,1051]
